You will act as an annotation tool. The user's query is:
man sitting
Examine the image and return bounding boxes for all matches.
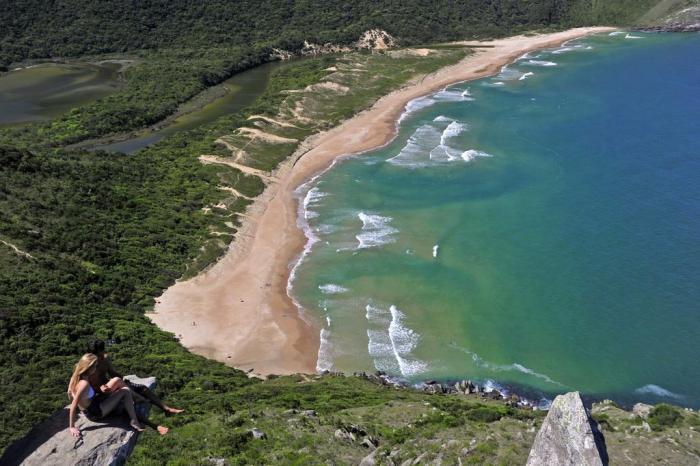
[87,339,184,416]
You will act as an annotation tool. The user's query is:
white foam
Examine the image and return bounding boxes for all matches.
[525,60,557,67]
[496,67,523,81]
[635,384,684,399]
[318,284,349,294]
[551,43,593,54]
[398,97,436,123]
[366,303,427,377]
[388,305,427,376]
[451,343,564,387]
[316,329,334,372]
[433,115,453,122]
[389,121,488,167]
[460,149,493,162]
[519,72,534,81]
[356,212,398,249]
[326,316,331,327]
[302,187,328,220]
[434,88,471,102]
[491,81,505,87]
[432,245,439,258]
[440,121,468,146]
[625,33,644,39]
[387,124,442,168]
[609,31,626,36]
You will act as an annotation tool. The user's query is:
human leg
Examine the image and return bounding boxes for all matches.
[130,383,183,414]
[99,387,144,431]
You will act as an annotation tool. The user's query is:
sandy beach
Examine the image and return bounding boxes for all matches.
[148,27,614,376]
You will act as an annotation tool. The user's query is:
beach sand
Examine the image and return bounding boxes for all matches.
[148,27,614,376]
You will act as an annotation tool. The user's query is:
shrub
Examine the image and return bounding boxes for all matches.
[648,404,682,431]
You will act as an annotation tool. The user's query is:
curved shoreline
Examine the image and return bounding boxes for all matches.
[149,27,614,376]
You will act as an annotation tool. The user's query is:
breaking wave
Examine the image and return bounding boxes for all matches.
[388,120,490,168]
[366,303,427,377]
[356,212,398,249]
[525,60,557,67]
[316,328,334,372]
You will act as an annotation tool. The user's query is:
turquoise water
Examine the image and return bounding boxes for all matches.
[291,32,700,407]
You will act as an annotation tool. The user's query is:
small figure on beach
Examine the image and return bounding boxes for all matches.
[67,353,145,437]
[87,339,184,416]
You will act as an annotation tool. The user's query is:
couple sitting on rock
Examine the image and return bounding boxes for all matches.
[67,339,184,438]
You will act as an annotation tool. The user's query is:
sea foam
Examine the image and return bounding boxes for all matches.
[319,283,349,294]
[450,343,564,387]
[440,121,468,145]
[316,328,334,372]
[635,384,684,399]
[356,212,398,249]
[525,60,557,67]
[366,303,427,377]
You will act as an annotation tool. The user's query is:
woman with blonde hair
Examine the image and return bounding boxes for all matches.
[67,353,144,438]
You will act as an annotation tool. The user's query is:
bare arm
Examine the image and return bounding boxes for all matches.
[105,357,123,379]
[68,381,87,437]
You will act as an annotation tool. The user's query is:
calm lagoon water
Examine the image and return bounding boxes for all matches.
[291,32,700,407]
[0,63,121,126]
[93,61,280,153]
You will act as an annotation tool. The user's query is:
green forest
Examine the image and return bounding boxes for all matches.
[0,0,662,69]
[0,0,693,463]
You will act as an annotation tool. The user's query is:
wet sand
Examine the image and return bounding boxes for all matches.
[148,27,614,376]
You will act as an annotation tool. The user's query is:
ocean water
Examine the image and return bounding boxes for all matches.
[291,32,700,408]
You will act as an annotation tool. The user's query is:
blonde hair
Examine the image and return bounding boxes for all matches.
[68,353,98,397]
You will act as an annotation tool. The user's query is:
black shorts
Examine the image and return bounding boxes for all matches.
[85,393,107,420]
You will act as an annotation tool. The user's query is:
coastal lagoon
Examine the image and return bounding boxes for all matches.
[92,61,281,153]
[0,62,121,126]
[291,32,700,407]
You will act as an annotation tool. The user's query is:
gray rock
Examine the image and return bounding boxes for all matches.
[526,391,604,466]
[632,403,653,419]
[206,457,230,466]
[0,375,155,466]
[249,428,266,439]
[359,449,378,466]
[361,436,379,449]
[334,428,354,442]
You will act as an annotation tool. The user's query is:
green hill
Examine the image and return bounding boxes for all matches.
[0,0,661,68]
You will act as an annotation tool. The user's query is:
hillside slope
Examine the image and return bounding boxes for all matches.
[0,0,661,68]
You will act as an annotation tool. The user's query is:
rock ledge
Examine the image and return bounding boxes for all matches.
[0,375,155,466]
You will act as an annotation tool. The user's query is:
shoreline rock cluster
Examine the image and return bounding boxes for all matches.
[347,370,540,409]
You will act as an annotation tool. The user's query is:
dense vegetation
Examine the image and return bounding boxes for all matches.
[1,0,662,69]
[0,47,469,455]
[1,0,694,462]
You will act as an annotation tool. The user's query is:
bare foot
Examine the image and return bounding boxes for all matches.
[130,421,145,432]
[157,425,169,435]
[165,406,185,414]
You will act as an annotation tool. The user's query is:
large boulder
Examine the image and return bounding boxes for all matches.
[1,375,155,466]
[526,391,605,466]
